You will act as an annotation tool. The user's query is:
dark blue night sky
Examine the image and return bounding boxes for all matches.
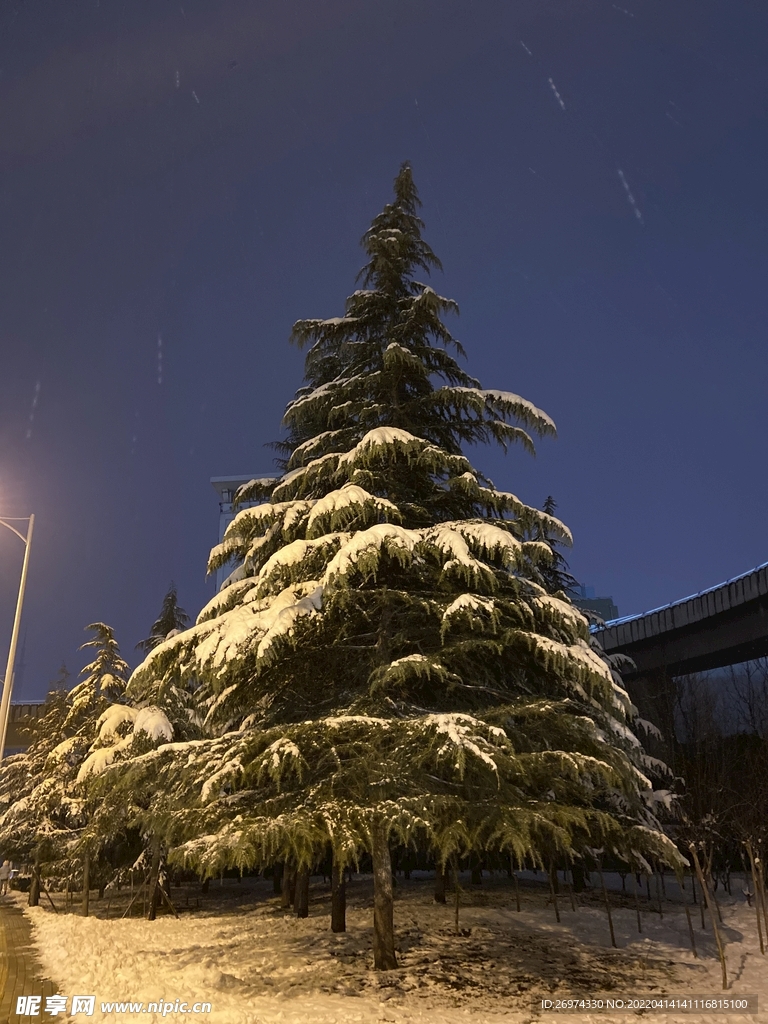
[2,0,767,699]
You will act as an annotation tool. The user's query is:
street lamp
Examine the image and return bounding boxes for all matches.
[0,514,35,762]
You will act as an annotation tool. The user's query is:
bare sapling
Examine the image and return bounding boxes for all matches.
[598,860,617,948]
[513,864,521,912]
[549,859,561,923]
[756,848,768,947]
[690,844,728,990]
[331,853,346,932]
[631,869,642,933]
[744,842,764,956]
[684,905,698,958]
[82,851,90,918]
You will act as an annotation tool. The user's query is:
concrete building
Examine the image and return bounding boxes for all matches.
[572,585,619,623]
[211,475,273,591]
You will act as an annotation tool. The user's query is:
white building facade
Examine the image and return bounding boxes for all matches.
[210,475,273,591]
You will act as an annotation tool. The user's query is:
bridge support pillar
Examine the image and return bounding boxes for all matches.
[627,669,678,772]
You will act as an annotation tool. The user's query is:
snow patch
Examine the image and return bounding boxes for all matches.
[443,594,495,620]
[97,704,139,741]
[133,707,174,742]
[322,524,419,582]
[338,427,426,464]
[306,484,397,531]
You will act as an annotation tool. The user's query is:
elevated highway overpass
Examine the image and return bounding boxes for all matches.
[4,703,44,755]
[592,561,768,748]
[593,561,768,679]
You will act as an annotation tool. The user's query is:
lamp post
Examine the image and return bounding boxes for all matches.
[0,514,35,762]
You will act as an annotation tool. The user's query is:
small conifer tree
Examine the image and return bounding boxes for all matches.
[536,497,579,597]
[0,625,143,903]
[136,584,190,654]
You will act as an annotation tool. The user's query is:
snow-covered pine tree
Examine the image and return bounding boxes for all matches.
[66,623,130,729]
[0,625,135,901]
[136,584,190,654]
[0,688,71,878]
[107,164,680,967]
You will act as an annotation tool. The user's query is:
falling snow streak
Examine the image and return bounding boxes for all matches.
[176,70,180,89]
[666,101,682,127]
[617,169,644,224]
[612,3,635,15]
[26,381,40,440]
[548,78,566,111]
[131,410,139,456]
[520,40,532,57]
[157,335,163,385]
[192,90,200,105]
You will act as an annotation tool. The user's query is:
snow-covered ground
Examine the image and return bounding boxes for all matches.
[15,871,766,1023]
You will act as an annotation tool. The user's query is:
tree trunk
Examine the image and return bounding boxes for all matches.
[471,854,482,886]
[81,852,90,918]
[598,863,616,948]
[548,860,561,923]
[549,860,560,895]
[331,855,346,932]
[28,851,41,908]
[745,842,765,956]
[273,862,283,895]
[690,844,727,989]
[371,819,397,970]
[146,841,162,921]
[632,870,642,933]
[294,866,309,918]
[571,862,585,893]
[453,856,461,934]
[434,863,446,904]
[281,865,294,909]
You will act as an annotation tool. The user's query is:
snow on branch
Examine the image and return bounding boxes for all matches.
[422,713,507,779]
[305,483,399,535]
[441,520,522,567]
[256,535,343,593]
[442,594,495,621]
[518,632,614,691]
[426,525,498,585]
[256,585,324,660]
[337,426,429,465]
[322,523,419,584]
[533,593,589,634]
[133,706,174,742]
[96,704,139,741]
[438,386,557,436]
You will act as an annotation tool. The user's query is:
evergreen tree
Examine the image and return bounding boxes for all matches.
[136,584,190,654]
[535,496,579,597]
[106,165,679,965]
[0,688,71,867]
[0,626,143,901]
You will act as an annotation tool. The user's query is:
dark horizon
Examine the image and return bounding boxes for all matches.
[2,0,767,699]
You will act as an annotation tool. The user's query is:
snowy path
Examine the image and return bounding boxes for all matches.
[0,897,56,1023]
[15,873,767,1023]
